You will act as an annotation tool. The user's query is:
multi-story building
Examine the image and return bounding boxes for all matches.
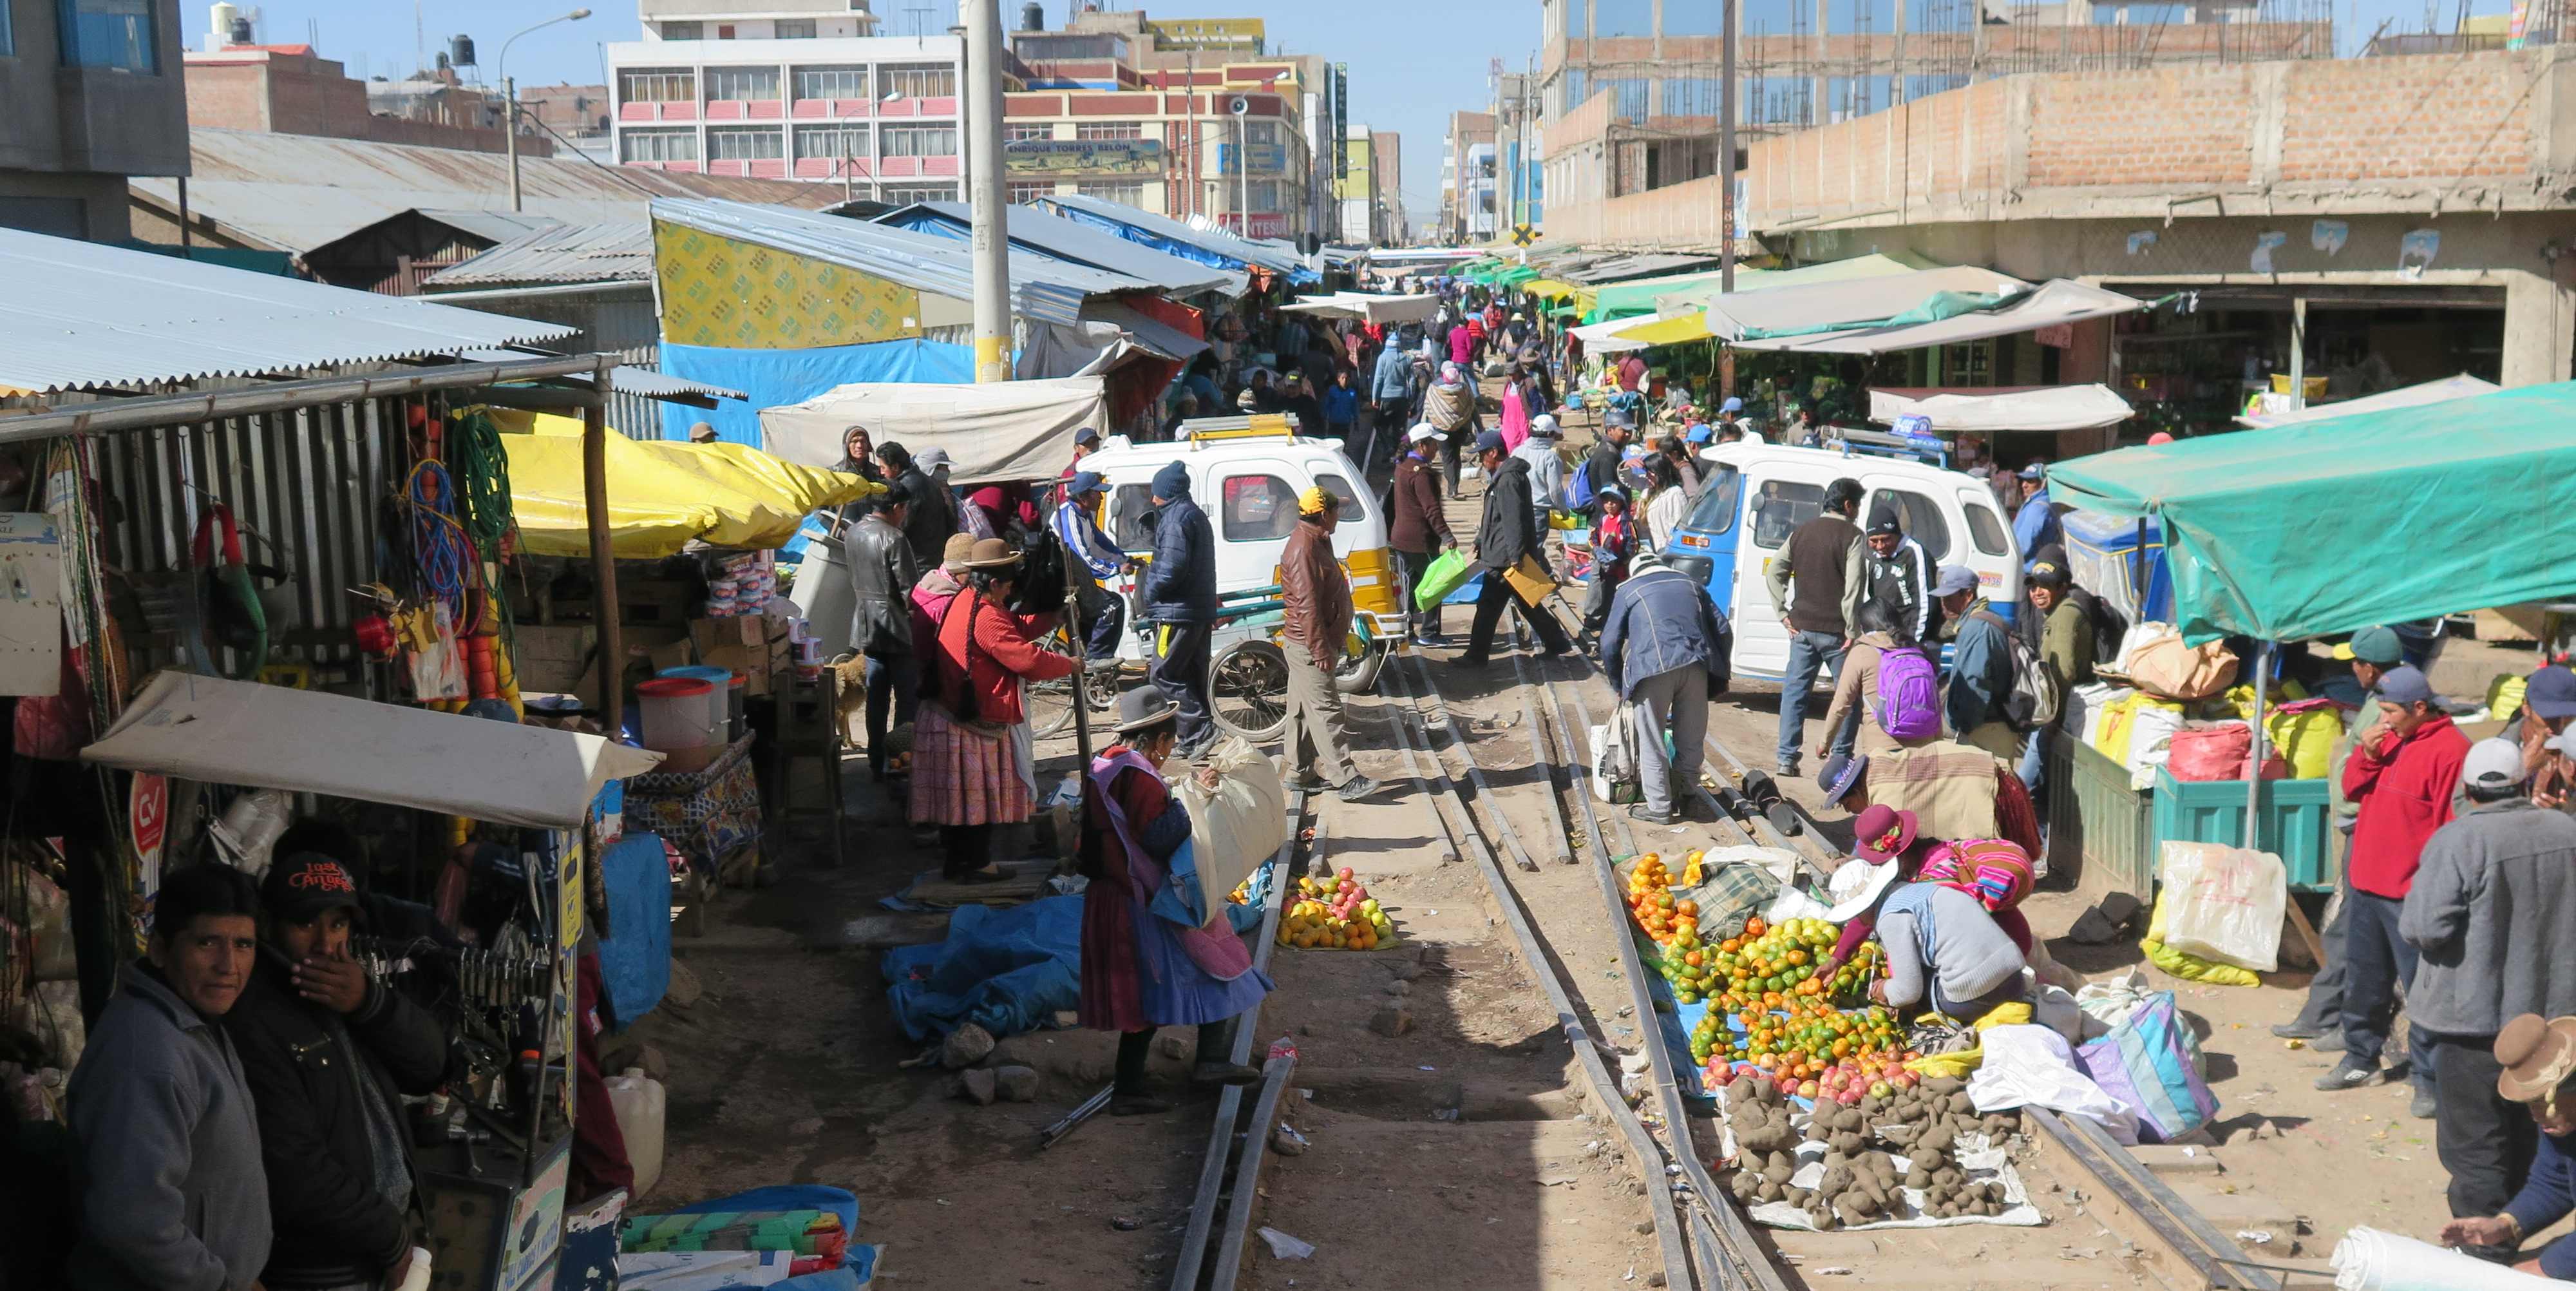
[0,0,191,240]
[1369,129,1405,244]
[1439,110,1495,244]
[605,2,970,203]
[1537,0,2333,235]
[1004,10,1320,240]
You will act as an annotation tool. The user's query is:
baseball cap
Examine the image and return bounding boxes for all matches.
[2333,626,2404,666]
[1528,414,1560,439]
[1066,470,1107,497]
[1932,564,1979,597]
[1720,396,1745,414]
[2377,665,2437,706]
[2463,737,2528,793]
[2027,553,2071,588]
[1684,423,1714,445]
[916,447,952,471]
[2548,728,2576,758]
[1406,423,1444,443]
[2017,461,2049,481]
[1074,426,1099,446]
[263,852,363,923]
[2526,665,2576,719]
[1604,408,1636,429]
[1475,430,1508,455]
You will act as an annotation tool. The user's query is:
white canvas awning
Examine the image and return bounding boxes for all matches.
[761,376,1110,486]
[2234,373,2500,428]
[1278,291,1442,325]
[1870,384,2136,434]
[83,672,661,829]
[1703,265,2027,342]
[1571,313,1660,353]
[1728,278,2145,354]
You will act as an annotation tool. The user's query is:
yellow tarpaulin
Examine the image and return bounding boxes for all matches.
[1523,278,1578,301]
[489,410,878,557]
[1611,312,1716,347]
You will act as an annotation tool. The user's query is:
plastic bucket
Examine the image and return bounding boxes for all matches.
[636,677,720,759]
[656,665,739,740]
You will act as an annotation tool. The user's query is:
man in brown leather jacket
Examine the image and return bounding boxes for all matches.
[1280,486,1387,802]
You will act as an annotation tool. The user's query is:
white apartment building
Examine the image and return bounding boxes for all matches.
[607,1,969,202]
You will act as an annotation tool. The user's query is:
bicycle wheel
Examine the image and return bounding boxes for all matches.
[1027,630,1117,739]
[1209,638,1290,743]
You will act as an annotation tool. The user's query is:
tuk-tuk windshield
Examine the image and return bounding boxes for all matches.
[1683,464,1744,534]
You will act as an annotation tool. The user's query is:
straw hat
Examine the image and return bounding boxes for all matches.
[960,537,1022,571]
[2497,1013,2576,1103]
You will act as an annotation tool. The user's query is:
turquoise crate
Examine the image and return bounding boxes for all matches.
[2152,767,2334,892]
[2049,736,2156,901]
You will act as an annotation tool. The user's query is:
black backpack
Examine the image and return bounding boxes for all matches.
[2069,587,2126,679]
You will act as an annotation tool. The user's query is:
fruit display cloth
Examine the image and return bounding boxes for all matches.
[1633,925,1718,1100]
[1714,1089,2046,1232]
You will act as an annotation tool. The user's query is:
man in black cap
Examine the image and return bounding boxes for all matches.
[2521,664,2576,812]
[223,853,448,1291]
[2018,547,2096,801]
[1860,501,1935,646]
[1462,430,1571,666]
[2277,623,2409,1046]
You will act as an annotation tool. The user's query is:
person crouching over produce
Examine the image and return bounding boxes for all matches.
[2441,1013,2576,1272]
[1079,688,1273,1115]
[1871,839,2037,1020]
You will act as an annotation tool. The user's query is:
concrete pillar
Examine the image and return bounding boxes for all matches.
[2502,266,2576,387]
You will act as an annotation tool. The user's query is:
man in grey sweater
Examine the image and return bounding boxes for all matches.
[67,865,274,1291]
[1873,881,2029,1021]
[2404,736,2576,1253]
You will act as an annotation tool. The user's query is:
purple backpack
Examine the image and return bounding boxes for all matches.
[1873,645,1941,741]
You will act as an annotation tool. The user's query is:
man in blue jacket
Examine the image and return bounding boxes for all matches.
[1600,551,1733,825]
[1936,563,2022,759]
[2011,462,2061,571]
[1144,461,1218,757]
[1372,338,1414,466]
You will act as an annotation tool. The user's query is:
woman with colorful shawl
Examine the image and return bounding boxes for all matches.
[911,538,1077,882]
[1078,687,1272,1114]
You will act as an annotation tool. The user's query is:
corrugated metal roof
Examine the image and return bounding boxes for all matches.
[1032,194,1310,276]
[650,198,1132,329]
[0,227,581,394]
[423,220,656,288]
[130,128,840,255]
[877,202,1245,298]
[414,209,565,245]
[451,348,746,401]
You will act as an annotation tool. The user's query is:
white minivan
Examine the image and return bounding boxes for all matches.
[1658,442,2022,684]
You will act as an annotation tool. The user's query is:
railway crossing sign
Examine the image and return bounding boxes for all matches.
[1510,224,1536,247]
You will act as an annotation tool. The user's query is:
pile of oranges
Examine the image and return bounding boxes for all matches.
[1624,852,1702,952]
[1275,868,1396,951]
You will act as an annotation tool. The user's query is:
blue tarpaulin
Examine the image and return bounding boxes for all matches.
[884,896,1086,1042]
[596,832,672,1028]
[658,338,975,443]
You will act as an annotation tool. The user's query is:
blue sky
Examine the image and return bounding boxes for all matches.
[234,0,2497,234]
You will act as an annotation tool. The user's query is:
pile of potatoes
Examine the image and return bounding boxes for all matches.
[1719,1073,2023,1230]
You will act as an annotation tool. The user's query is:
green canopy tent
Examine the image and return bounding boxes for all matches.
[2049,379,2576,848]
[2047,381,2576,646]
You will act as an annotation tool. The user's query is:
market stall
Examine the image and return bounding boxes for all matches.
[1868,383,2137,459]
[2044,380,2576,894]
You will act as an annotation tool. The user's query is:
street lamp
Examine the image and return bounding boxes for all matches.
[500,8,593,213]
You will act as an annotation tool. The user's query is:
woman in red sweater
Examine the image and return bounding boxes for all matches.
[911,538,1078,881]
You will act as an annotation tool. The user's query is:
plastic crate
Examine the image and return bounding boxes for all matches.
[2152,767,2333,892]
[2049,736,2155,899]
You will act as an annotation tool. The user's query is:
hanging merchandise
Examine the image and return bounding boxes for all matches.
[191,502,268,680]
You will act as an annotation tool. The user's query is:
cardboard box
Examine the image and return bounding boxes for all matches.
[688,615,786,696]
[511,625,598,696]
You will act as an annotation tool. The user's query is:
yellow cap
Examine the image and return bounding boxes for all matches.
[1297,486,1332,515]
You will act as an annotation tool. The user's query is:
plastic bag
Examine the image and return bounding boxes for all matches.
[2331,1225,2564,1291]
[2139,887,2261,986]
[2166,722,2287,783]
[2075,989,2219,1143]
[2265,703,2342,779]
[2123,698,2188,789]
[2127,633,2239,702]
[1968,1024,2143,1144]
[1411,548,1473,609]
[1179,737,1287,917]
[2158,840,2286,973]
[1590,703,1642,804]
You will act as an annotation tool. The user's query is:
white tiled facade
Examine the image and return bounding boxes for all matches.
[606,26,968,201]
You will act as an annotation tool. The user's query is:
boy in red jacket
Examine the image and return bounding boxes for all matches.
[2325,665,2469,1113]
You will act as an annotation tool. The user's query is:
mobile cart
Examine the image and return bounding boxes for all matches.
[82,671,659,1291]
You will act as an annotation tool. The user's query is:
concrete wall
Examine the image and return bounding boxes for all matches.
[0,0,189,182]
[188,57,551,157]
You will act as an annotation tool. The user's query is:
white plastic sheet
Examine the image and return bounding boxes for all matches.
[2159,841,2287,973]
[2332,1226,2561,1291]
[1967,1024,2143,1144]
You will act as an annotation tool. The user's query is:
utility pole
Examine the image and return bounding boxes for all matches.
[964,0,1010,383]
[500,9,592,215]
[1719,0,1738,397]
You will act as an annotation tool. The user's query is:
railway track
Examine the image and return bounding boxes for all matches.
[1166,543,2280,1290]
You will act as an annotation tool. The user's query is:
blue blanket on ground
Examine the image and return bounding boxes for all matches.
[884,897,1086,1042]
